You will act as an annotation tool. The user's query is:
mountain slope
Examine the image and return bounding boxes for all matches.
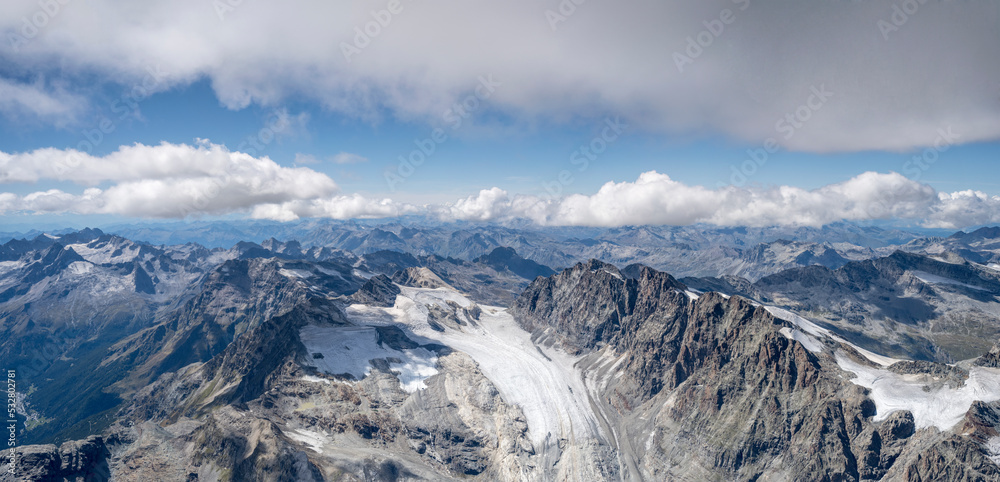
[754,251,1000,362]
[7,242,1000,480]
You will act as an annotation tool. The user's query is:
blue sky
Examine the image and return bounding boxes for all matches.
[1,1,999,229]
[3,79,997,199]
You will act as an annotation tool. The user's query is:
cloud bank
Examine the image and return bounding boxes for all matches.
[440,171,1000,229]
[1,145,997,229]
[0,142,404,219]
[2,0,998,152]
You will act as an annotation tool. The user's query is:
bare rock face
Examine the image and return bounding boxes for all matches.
[397,353,534,479]
[890,437,1000,481]
[3,436,111,482]
[351,274,402,307]
[513,259,1000,481]
[512,260,687,355]
[976,340,1000,368]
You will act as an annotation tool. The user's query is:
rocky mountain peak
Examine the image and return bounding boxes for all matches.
[512,259,688,354]
[391,267,449,289]
[351,274,401,307]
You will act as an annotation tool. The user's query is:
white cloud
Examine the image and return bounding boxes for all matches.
[294,153,321,165]
[1,0,997,151]
[330,152,368,164]
[293,152,367,167]
[0,142,331,187]
[0,142,338,218]
[2,165,999,228]
[0,77,87,126]
[438,171,1000,229]
[926,190,1000,229]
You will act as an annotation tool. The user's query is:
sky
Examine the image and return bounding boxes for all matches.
[1,0,999,230]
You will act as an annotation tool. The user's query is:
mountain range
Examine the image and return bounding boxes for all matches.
[3,223,1000,481]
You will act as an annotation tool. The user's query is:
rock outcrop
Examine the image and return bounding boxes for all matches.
[4,436,111,482]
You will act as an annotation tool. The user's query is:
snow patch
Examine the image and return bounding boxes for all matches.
[279,268,314,279]
[316,266,348,281]
[987,436,1000,465]
[912,270,987,291]
[765,306,829,338]
[836,352,1000,431]
[0,260,25,276]
[299,325,438,392]
[684,290,700,301]
[836,341,900,368]
[779,327,823,353]
[299,375,331,385]
[401,286,474,310]
[67,261,94,275]
[287,429,327,453]
[65,242,140,265]
[986,264,1000,272]
[766,306,899,366]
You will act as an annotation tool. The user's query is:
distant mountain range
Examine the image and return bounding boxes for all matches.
[3,223,1000,481]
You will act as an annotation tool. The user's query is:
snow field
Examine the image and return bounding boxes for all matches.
[835,352,1000,430]
[340,286,604,447]
[912,270,987,291]
[299,324,439,393]
[764,305,901,367]
[778,327,823,353]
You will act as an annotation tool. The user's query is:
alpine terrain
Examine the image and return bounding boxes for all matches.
[4,224,1000,481]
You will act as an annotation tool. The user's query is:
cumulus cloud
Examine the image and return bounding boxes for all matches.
[1,0,998,151]
[0,142,339,218]
[2,163,998,228]
[439,171,1000,229]
[926,191,1000,229]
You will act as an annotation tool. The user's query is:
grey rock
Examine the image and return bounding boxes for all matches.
[3,436,110,482]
